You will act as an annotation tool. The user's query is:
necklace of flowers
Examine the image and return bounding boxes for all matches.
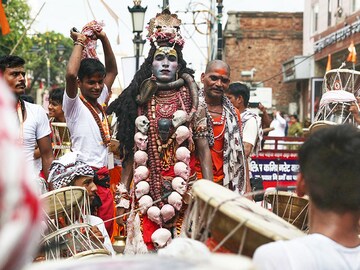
[80,95,111,146]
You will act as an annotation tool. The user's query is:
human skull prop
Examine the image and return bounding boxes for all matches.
[174,161,190,180]
[171,177,187,195]
[138,195,153,214]
[151,228,172,250]
[158,118,172,142]
[175,147,191,165]
[172,110,187,128]
[134,150,148,166]
[135,181,150,199]
[133,166,149,184]
[160,204,175,223]
[134,132,148,151]
[147,206,162,225]
[168,191,183,211]
[175,126,191,145]
[135,115,150,134]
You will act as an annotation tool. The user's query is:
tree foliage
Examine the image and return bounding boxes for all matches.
[1,0,73,96]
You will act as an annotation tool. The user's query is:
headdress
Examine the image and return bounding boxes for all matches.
[147,8,185,49]
[48,152,94,189]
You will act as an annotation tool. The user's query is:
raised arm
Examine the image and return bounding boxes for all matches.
[96,32,118,92]
[65,30,87,98]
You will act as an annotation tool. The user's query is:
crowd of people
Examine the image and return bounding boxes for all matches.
[0,8,359,270]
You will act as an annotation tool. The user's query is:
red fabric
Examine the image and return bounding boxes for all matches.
[97,166,109,178]
[142,215,159,250]
[96,184,114,237]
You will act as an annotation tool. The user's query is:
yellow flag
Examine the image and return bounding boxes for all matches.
[346,41,357,63]
[326,54,331,72]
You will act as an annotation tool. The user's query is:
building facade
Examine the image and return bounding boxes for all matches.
[223,12,303,113]
[300,0,359,122]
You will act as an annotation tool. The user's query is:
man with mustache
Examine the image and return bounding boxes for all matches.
[0,55,54,193]
[195,60,249,194]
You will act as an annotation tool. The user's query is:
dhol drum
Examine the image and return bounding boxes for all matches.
[40,187,111,260]
[263,188,309,231]
[41,223,110,260]
[25,253,256,270]
[185,180,304,257]
[311,68,360,133]
[40,186,91,233]
[51,122,71,159]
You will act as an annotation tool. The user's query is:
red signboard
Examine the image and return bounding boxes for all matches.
[250,136,305,190]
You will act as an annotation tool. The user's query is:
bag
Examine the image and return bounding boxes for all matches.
[250,176,264,202]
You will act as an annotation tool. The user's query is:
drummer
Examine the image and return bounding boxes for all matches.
[48,153,115,256]
[253,124,360,269]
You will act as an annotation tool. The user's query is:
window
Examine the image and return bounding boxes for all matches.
[311,3,319,33]
[328,0,332,26]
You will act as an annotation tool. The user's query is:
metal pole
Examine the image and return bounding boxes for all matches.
[163,0,169,10]
[46,55,50,89]
[216,0,223,60]
[135,33,140,71]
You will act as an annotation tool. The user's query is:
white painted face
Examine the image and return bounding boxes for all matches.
[175,126,191,145]
[175,147,191,165]
[135,181,150,199]
[172,110,187,128]
[133,165,150,184]
[174,161,190,180]
[151,47,178,83]
[160,204,175,223]
[171,176,187,195]
[134,150,148,166]
[135,115,150,134]
[147,206,162,226]
[134,132,148,151]
[151,228,172,250]
[168,191,183,211]
[138,195,153,214]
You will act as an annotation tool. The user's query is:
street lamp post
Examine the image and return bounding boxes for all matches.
[128,0,147,72]
[216,0,223,60]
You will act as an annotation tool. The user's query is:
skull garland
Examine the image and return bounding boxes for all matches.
[135,181,150,199]
[175,147,191,165]
[135,115,150,134]
[172,110,187,128]
[134,150,148,166]
[175,125,191,145]
[168,191,183,211]
[160,204,176,223]
[138,195,153,214]
[134,132,148,151]
[158,118,173,143]
[151,228,172,250]
[174,161,190,180]
[171,177,187,195]
[133,165,150,184]
[147,206,162,226]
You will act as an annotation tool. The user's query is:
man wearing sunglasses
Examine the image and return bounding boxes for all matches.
[195,60,249,195]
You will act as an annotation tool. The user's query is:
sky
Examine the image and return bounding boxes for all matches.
[26,0,304,89]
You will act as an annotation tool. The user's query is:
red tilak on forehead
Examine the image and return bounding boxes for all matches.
[213,68,228,76]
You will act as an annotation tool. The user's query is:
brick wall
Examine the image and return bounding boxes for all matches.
[224,12,303,112]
